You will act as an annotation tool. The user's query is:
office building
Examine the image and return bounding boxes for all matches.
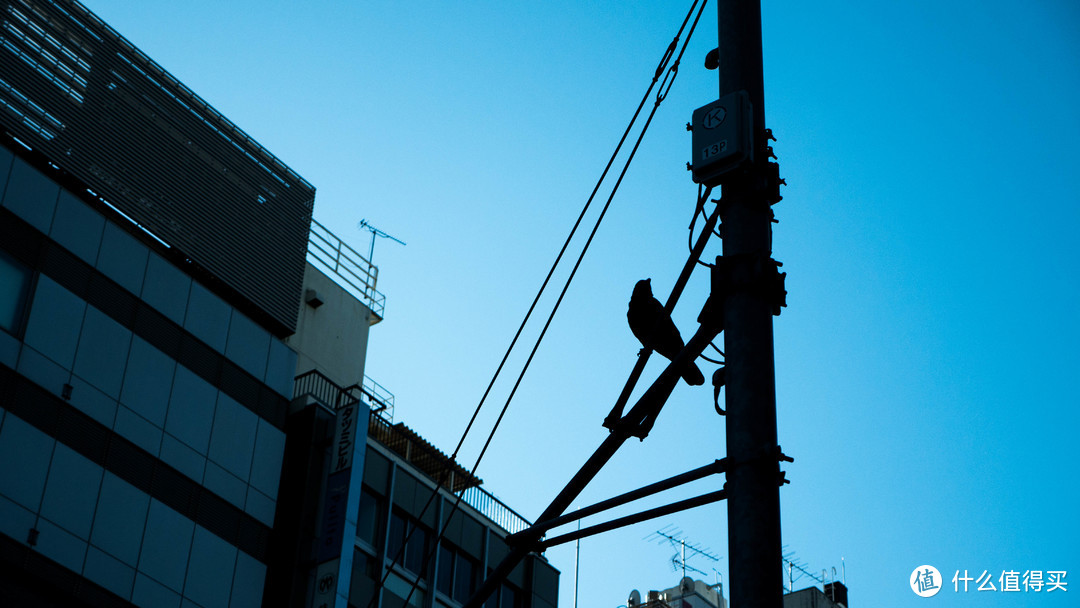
[0,1,558,607]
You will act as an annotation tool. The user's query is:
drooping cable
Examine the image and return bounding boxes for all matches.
[363,3,708,607]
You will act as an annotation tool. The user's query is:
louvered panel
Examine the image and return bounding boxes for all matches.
[0,0,313,335]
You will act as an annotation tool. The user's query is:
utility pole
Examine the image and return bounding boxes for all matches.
[714,1,784,607]
[462,3,789,607]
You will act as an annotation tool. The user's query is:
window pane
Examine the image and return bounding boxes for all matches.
[500,584,519,608]
[357,489,381,547]
[22,275,86,368]
[0,250,31,335]
[184,525,237,608]
[1,157,59,232]
[436,544,453,597]
[404,522,429,576]
[453,553,476,604]
[387,511,406,567]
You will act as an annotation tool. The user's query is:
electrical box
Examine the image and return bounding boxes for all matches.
[690,91,752,186]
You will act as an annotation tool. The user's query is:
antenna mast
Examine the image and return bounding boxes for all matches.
[358,219,406,264]
[646,526,721,580]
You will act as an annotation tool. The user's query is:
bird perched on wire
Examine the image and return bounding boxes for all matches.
[627,279,705,386]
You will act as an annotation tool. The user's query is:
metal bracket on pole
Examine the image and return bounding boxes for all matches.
[506,459,728,549]
[724,445,794,491]
[707,253,787,319]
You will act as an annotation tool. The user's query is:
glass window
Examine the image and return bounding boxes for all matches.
[244,486,276,527]
[0,493,36,548]
[385,571,426,608]
[83,546,136,600]
[165,365,217,454]
[438,542,479,605]
[0,323,19,368]
[436,544,453,597]
[50,189,105,265]
[207,392,257,481]
[22,275,86,369]
[138,499,194,592]
[16,345,69,400]
[184,282,230,353]
[73,305,133,399]
[95,221,149,295]
[67,375,119,428]
[183,525,237,608]
[453,552,477,605]
[499,584,520,608]
[203,461,246,509]
[0,249,31,336]
[1,157,59,232]
[90,472,150,567]
[34,517,88,575]
[132,573,181,608]
[113,405,164,457]
[357,487,382,548]
[40,442,104,540]
[0,413,55,511]
[350,547,378,606]
[120,336,176,427]
[249,419,285,498]
[230,550,267,608]
[140,252,191,325]
[388,511,431,577]
[225,309,270,379]
[0,144,13,200]
[160,433,207,483]
[264,339,298,398]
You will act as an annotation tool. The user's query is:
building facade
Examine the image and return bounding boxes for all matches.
[0,1,557,607]
[0,121,297,607]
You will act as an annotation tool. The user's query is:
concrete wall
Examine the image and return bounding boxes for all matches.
[285,262,373,388]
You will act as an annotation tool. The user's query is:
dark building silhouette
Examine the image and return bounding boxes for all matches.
[0,1,557,607]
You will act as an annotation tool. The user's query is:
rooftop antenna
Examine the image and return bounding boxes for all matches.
[781,547,847,595]
[645,526,720,581]
[358,219,406,264]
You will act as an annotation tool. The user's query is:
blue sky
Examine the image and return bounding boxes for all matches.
[80,1,1079,607]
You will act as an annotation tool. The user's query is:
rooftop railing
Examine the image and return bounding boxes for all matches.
[307,218,386,321]
[455,484,532,536]
[293,369,361,410]
[293,369,531,535]
[349,375,395,423]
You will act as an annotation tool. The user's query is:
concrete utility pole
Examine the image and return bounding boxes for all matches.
[715,1,784,607]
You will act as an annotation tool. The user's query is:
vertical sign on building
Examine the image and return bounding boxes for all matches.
[312,402,370,608]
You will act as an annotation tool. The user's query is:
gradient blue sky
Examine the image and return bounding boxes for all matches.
[80,1,1079,607]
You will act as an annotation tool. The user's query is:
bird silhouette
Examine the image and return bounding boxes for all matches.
[627,279,705,386]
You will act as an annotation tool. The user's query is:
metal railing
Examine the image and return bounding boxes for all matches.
[293,369,362,410]
[293,369,531,535]
[366,413,531,535]
[347,375,395,423]
[307,218,386,320]
[456,485,532,536]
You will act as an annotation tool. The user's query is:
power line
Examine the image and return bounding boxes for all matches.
[365,3,709,607]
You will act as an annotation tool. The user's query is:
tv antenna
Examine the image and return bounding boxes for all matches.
[358,219,406,264]
[781,546,830,593]
[645,525,720,580]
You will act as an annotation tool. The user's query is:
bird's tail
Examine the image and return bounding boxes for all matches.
[682,362,705,386]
